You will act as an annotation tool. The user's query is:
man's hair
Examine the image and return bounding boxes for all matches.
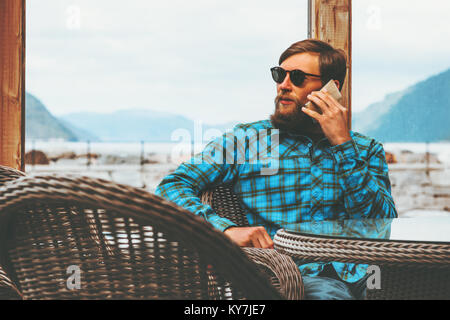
[279,39,347,91]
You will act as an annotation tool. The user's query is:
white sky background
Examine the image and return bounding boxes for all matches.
[26,0,450,125]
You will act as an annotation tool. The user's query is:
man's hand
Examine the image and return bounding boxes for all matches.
[301,89,351,146]
[224,226,274,249]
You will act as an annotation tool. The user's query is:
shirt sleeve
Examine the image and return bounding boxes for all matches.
[330,139,398,218]
[155,133,240,232]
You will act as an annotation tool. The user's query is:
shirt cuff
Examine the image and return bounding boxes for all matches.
[207,214,238,233]
[330,139,360,164]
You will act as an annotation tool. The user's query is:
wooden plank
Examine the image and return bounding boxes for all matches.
[0,0,26,170]
[308,0,352,127]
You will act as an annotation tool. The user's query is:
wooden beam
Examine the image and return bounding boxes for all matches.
[308,0,352,127]
[0,0,26,170]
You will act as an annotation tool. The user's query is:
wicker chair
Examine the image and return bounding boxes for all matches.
[0,174,290,300]
[275,228,450,300]
[0,166,25,300]
[0,165,25,184]
[200,184,450,300]
[200,184,304,300]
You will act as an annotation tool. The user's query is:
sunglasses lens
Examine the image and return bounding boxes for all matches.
[271,67,307,86]
[290,70,306,87]
[271,67,286,83]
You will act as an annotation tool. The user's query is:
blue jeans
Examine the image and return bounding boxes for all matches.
[302,264,369,300]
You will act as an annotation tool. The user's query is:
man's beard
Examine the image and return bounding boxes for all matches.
[270,95,322,136]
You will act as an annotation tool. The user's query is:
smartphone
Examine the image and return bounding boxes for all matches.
[303,79,342,114]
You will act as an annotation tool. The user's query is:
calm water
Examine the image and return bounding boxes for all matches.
[25,140,450,166]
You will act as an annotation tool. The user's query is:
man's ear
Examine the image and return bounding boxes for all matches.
[333,80,340,91]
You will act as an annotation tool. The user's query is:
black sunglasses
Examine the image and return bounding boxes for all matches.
[270,66,321,87]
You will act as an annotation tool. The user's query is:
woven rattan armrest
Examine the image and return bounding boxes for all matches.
[0,174,284,300]
[274,229,450,266]
[0,268,22,299]
[274,229,450,300]
[242,247,304,300]
[0,166,25,300]
[0,166,25,185]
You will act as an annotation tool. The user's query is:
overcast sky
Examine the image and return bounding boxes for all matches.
[26,0,450,125]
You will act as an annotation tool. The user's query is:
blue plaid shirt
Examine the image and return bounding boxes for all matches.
[155,119,398,282]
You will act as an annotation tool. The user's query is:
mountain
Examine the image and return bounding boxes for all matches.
[25,92,99,141]
[26,65,450,143]
[353,68,450,142]
[352,90,409,133]
[60,110,239,142]
[26,93,78,141]
[58,118,101,142]
[25,91,238,142]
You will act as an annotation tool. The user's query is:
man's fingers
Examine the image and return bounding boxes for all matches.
[259,227,274,249]
[251,237,262,248]
[250,227,273,249]
[336,103,348,114]
[255,232,270,249]
[307,93,330,115]
[261,236,274,249]
[224,226,274,249]
[251,229,267,248]
[316,90,338,106]
[301,106,322,121]
[318,90,347,113]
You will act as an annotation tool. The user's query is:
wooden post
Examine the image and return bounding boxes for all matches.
[308,0,352,127]
[0,0,26,170]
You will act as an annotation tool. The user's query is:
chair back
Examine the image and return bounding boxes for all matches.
[0,166,25,300]
[0,174,281,300]
[0,165,25,184]
[201,184,250,227]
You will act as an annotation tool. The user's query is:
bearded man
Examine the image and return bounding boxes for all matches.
[155,39,397,299]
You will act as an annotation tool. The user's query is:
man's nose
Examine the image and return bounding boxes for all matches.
[278,72,292,91]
